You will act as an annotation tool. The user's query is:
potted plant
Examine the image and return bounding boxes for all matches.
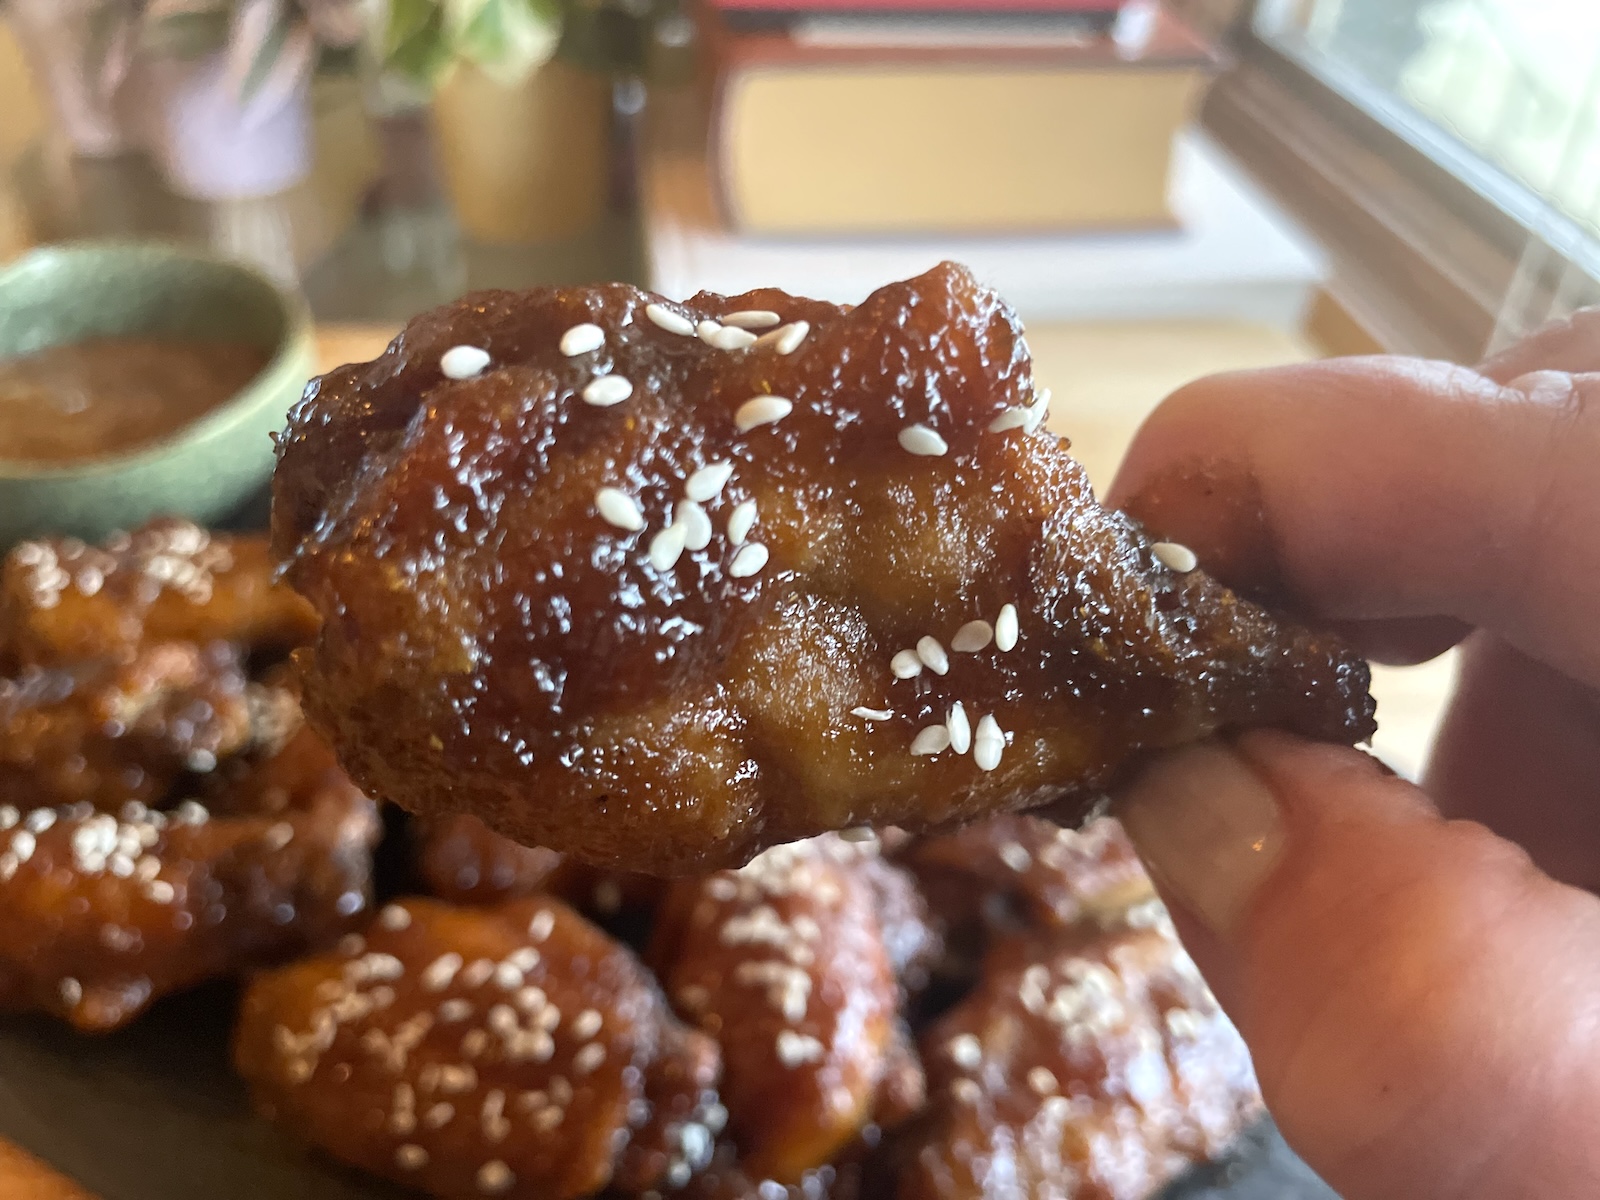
[378,0,611,243]
[130,0,367,200]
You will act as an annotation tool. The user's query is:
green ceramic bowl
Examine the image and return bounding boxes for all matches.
[0,241,313,546]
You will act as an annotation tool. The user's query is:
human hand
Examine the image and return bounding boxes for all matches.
[1106,310,1600,1199]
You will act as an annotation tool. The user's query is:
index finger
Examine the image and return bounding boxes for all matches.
[1106,354,1600,686]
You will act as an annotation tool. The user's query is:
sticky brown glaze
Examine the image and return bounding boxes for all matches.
[0,521,317,669]
[415,812,665,922]
[650,836,928,1184]
[902,815,1155,980]
[234,895,722,1199]
[0,642,254,811]
[890,923,1261,1200]
[0,721,378,1031]
[274,262,1375,874]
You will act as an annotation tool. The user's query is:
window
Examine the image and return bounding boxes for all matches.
[1210,0,1600,355]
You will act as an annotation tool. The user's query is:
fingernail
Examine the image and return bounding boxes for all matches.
[1115,742,1286,936]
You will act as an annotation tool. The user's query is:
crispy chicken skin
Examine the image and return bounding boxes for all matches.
[650,836,929,1184]
[234,895,723,1199]
[0,721,378,1032]
[273,262,1374,873]
[0,520,317,669]
[893,923,1262,1200]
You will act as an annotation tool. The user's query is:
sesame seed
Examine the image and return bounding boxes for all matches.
[1028,1066,1059,1095]
[649,522,688,571]
[726,500,757,545]
[890,650,923,679]
[706,325,758,350]
[10,831,34,863]
[995,603,1019,652]
[532,1107,563,1132]
[488,1003,519,1033]
[514,985,547,1013]
[672,500,713,550]
[696,319,722,340]
[571,1009,603,1039]
[911,726,951,756]
[728,542,770,578]
[573,1043,606,1074]
[174,800,209,825]
[145,880,175,904]
[595,488,645,532]
[974,715,1005,772]
[439,998,473,1023]
[440,345,490,380]
[721,309,782,329]
[850,707,892,721]
[593,880,623,912]
[667,1163,693,1189]
[482,1089,510,1142]
[998,841,1032,872]
[916,636,950,675]
[559,322,605,356]
[582,374,633,407]
[946,702,972,754]
[1026,388,1052,432]
[775,1030,824,1068]
[494,961,526,991]
[952,1078,982,1104]
[839,826,876,842]
[460,959,495,989]
[952,620,994,653]
[59,977,82,1006]
[395,1144,428,1171]
[507,947,540,973]
[948,1033,982,1069]
[421,953,463,992]
[528,910,555,941]
[0,807,15,829]
[377,904,412,932]
[734,395,793,432]
[764,320,810,355]
[424,1103,454,1129]
[646,302,695,336]
[988,406,1031,432]
[1153,541,1199,573]
[438,1065,477,1094]
[898,424,949,457]
[24,809,55,834]
[262,822,293,851]
[685,460,735,502]
[477,1161,515,1194]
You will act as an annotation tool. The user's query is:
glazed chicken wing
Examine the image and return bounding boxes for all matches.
[893,924,1262,1200]
[0,720,378,1031]
[273,263,1374,874]
[650,835,929,1184]
[234,895,722,1199]
[1,520,317,668]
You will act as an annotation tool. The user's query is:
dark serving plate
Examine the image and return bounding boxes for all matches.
[0,490,1339,1199]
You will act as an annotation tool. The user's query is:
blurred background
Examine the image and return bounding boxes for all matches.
[0,0,1597,771]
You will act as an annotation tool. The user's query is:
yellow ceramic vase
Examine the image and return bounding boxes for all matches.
[432,60,610,244]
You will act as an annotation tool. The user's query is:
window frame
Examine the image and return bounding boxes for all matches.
[1202,3,1599,360]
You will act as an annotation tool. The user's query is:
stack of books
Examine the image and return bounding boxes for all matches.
[642,1,1328,326]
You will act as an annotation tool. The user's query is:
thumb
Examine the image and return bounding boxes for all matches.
[1115,731,1600,1200]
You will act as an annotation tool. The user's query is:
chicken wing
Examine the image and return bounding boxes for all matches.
[649,835,928,1184]
[1,520,317,668]
[274,262,1375,874]
[233,895,722,1198]
[889,924,1262,1200]
[0,720,379,1031]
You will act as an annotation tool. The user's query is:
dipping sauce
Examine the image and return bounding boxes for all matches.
[0,336,271,463]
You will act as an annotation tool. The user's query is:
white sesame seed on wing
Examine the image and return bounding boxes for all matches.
[685,460,735,502]
[946,702,972,754]
[595,488,645,532]
[721,309,782,329]
[916,636,950,675]
[1152,541,1199,573]
[951,620,993,653]
[440,345,490,380]
[726,500,757,545]
[851,707,892,721]
[890,650,923,679]
[995,603,1019,651]
[898,424,949,457]
[988,406,1031,432]
[734,395,793,432]
[911,726,951,756]
[649,522,689,571]
[974,715,1005,771]
[672,500,713,550]
[581,374,633,407]
[728,543,769,578]
[646,302,696,336]
[559,323,605,356]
